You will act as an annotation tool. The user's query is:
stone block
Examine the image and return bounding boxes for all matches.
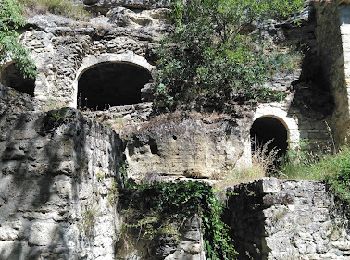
[260,178,281,193]
[183,231,201,242]
[29,221,59,246]
[179,241,202,254]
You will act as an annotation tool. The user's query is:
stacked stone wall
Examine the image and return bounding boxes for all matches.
[226,178,350,260]
[0,104,123,259]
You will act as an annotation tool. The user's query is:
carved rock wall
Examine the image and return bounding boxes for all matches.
[122,112,251,179]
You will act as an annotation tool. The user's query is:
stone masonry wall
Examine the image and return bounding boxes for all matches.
[226,178,350,260]
[0,103,124,259]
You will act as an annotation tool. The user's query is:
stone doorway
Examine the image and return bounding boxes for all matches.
[77,62,152,110]
[250,117,288,166]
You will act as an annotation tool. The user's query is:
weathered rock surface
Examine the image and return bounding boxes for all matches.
[82,0,171,12]
[123,112,251,180]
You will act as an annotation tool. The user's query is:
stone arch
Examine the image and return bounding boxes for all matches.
[0,62,36,96]
[72,52,154,109]
[250,117,289,162]
[253,105,300,149]
[246,104,301,169]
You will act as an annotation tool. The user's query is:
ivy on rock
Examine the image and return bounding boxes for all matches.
[119,180,236,259]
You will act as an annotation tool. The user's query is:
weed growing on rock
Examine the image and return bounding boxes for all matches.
[80,206,97,237]
[280,145,350,203]
[96,170,105,182]
[107,180,118,206]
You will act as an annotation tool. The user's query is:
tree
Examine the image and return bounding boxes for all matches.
[154,0,304,111]
[0,0,36,79]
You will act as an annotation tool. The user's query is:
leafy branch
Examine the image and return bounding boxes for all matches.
[0,0,36,79]
[154,0,304,111]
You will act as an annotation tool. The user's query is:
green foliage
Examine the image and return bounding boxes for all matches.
[18,0,89,20]
[120,181,236,259]
[0,0,36,79]
[154,0,304,111]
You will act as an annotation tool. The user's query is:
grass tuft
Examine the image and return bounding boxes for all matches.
[280,147,350,181]
[215,141,278,189]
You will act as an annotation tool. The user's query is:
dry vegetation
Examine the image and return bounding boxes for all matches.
[18,0,89,19]
[215,141,279,190]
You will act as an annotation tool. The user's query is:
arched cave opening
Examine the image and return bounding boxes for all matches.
[250,117,288,167]
[1,63,35,96]
[78,62,152,110]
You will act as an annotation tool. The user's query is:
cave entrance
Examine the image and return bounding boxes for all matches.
[250,117,288,168]
[0,63,35,96]
[77,62,152,110]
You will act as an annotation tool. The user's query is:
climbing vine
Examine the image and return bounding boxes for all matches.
[0,0,36,79]
[119,180,236,259]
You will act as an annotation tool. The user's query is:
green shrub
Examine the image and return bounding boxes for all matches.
[0,0,36,79]
[154,0,304,111]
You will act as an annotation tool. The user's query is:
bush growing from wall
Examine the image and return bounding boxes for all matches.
[154,0,304,111]
[0,0,36,79]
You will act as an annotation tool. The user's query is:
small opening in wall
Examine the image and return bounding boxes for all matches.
[250,117,288,168]
[78,62,152,110]
[149,138,159,155]
[1,63,35,96]
[172,135,177,141]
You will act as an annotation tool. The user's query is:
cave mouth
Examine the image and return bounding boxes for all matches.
[1,63,35,96]
[250,117,288,167]
[78,62,152,110]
